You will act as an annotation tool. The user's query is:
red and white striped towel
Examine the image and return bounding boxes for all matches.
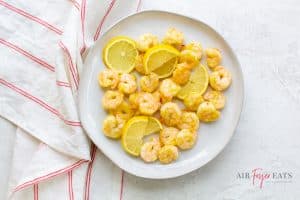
[0,0,141,199]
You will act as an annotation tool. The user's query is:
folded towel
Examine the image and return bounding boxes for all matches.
[0,0,141,199]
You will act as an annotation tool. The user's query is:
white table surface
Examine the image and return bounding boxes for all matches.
[1,0,300,199]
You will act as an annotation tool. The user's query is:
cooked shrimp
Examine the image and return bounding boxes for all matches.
[158,145,179,164]
[172,63,191,85]
[179,50,199,69]
[102,115,125,139]
[135,54,146,75]
[209,66,232,91]
[133,110,142,116]
[112,101,134,121]
[197,101,220,122]
[118,73,137,94]
[136,33,158,52]
[159,79,181,101]
[178,112,199,131]
[183,92,204,111]
[160,102,182,126]
[203,89,226,109]
[173,43,186,51]
[183,42,202,60]
[138,92,160,115]
[160,96,172,104]
[163,27,184,45]
[128,92,140,109]
[152,90,162,109]
[176,129,197,150]
[152,90,161,102]
[140,138,161,162]
[98,69,119,89]
[102,90,124,110]
[206,48,222,69]
[140,73,159,93]
[160,127,179,146]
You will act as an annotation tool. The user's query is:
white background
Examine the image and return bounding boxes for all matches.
[1,0,300,199]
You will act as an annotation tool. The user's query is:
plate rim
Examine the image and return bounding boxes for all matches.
[79,9,245,179]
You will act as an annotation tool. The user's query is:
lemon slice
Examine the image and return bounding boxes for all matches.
[146,117,163,134]
[177,64,209,100]
[121,116,162,156]
[143,44,179,78]
[103,36,138,73]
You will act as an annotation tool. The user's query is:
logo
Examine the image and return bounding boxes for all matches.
[236,168,293,189]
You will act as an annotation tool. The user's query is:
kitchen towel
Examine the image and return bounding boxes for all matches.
[0,0,141,199]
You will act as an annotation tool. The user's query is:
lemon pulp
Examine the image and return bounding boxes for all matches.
[103,36,138,73]
[177,64,209,100]
[143,44,179,78]
[121,116,162,156]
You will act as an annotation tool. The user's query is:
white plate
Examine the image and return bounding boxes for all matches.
[79,10,244,179]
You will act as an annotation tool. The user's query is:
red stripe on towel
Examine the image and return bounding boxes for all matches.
[56,81,71,88]
[80,0,87,55]
[0,38,55,72]
[93,0,116,41]
[68,171,74,200]
[136,0,142,12]
[69,0,80,10]
[84,145,97,200]
[33,184,38,200]
[13,159,87,192]
[0,78,81,126]
[119,171,125,200]
[58,42,79,89]
[0,1,62,35]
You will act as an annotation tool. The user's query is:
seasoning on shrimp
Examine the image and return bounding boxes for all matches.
[140,73,159,93]
[206,48,222,69]
[203,90,226,109]
[183,42,203,60]
[159,79,181,101]
[112,101,134,121]
[102,90,124,110]
[160,102,182,126]
[136,33,158,52]
[209,66,232,91]
[138,92,160,115]
[135,54,146,74]
[183,92,204,111]
[197,101,220,122]
[118,73,137,94]
[129,92,140,109]
[140,138,161,162]
[158,145,179,164]
[152,90,161,103]
[172,63,191,85]
[98,69,119,89]
[179,50,199,69]
[160,127,179,145]
[102,115,125,139]
[163,27,184,45]
[178,112,199,131]
[152,90,162,109]
[176,129,197,150]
